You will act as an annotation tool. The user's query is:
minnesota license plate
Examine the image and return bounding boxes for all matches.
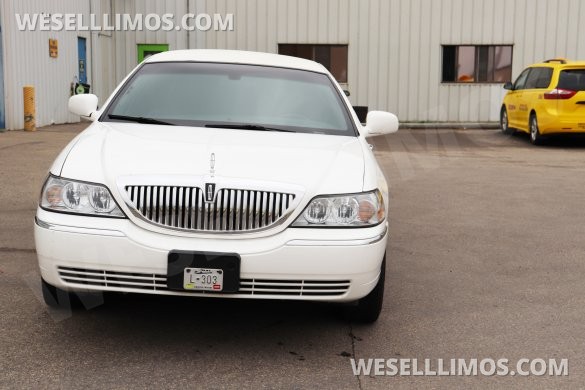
[183,268,224,291]
[167,250,240,292]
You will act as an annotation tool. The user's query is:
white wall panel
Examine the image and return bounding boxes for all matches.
[112,0,191,83]
[0,0,92,129]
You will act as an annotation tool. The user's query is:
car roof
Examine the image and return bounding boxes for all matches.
[144,49,329,74]
[530,59,585,67]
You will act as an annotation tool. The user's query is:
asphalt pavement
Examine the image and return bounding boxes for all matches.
[1,124,584,389]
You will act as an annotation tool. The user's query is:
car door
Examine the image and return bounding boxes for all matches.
[520,67,553,126]
[506,68,531,129]
[526,67,554,128]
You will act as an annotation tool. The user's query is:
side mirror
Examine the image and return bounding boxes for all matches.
[363,111,399,137]
[68,94,99,121]
[503,82,514,90]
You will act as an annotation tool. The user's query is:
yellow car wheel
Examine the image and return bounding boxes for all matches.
[529,114,546,145]
[500,107,513,135]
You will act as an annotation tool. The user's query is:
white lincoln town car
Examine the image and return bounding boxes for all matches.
[34,50,398,322]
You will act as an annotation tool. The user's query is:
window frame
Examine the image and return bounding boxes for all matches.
[278,44,349,83]
[441,44,514,84]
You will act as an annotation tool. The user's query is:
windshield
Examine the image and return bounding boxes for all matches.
[102,62,356,136]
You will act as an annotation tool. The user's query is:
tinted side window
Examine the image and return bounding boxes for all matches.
[535,68,553,88]
[524,68,540,89]
[524,67,553,89]
[558,69,585,91]
[513,69,531,90]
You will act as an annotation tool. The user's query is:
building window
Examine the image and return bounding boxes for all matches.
[137,44,169,63]
[442,45,513,83]
[278,44,348,83]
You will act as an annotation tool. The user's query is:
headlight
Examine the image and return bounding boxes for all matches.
[40,176,125,218]
[292,190,385,227]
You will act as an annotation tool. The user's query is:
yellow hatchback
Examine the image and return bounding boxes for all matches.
[501,59,585,144]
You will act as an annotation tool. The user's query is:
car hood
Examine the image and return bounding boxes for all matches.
[59,122,366,199]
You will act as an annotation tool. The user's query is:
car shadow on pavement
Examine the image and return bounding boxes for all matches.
[512,131,585,148]
[44,292,355,351]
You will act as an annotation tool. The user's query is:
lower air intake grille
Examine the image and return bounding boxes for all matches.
[58,267,167,290]
[238,279,351,296]
[58,267,350,297]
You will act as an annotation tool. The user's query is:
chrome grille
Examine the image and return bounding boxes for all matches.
[58,267,350,297]
[124,185,295,232]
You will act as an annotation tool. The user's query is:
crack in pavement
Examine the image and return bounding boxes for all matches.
[348,321,363,390]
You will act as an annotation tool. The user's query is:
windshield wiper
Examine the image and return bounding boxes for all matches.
[204,123,293,132]
[108,114,176,126]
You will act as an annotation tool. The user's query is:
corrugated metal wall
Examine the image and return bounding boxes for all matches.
[201,0,585,122]
[2,0,585,129]
[0,0,92,129]
[90,0,117,109]
[111,0,196,82]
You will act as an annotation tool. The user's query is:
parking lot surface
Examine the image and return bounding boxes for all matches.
[1,124,584,389]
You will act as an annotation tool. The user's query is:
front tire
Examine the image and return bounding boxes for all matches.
[41,278,73,309]
[41,278,105,310]
[529,113,546,145]
[349,256,386,323]
[500,107,513,135]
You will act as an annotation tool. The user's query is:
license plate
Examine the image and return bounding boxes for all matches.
[183,268,224,291]
[167,250,240,292]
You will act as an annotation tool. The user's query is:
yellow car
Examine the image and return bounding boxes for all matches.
[501,59,585,144]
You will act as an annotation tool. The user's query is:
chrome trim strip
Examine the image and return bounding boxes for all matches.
[286,226,388,247]
[35,217,126,237]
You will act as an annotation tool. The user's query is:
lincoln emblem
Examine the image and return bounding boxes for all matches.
[205,183,216,203]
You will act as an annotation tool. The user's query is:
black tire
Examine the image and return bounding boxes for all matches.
[42,278,106,310]
[529,113,546,145]
[41,278,73,309]
[350,256,386,324]
[500,107,513,135]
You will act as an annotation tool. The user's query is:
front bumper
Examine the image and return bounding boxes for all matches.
[34,208,388,302]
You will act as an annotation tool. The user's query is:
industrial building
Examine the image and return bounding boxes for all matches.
[1,0,585,130]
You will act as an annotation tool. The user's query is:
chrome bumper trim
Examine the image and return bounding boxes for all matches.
[35,217,126,237]
[286,226,388,247]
